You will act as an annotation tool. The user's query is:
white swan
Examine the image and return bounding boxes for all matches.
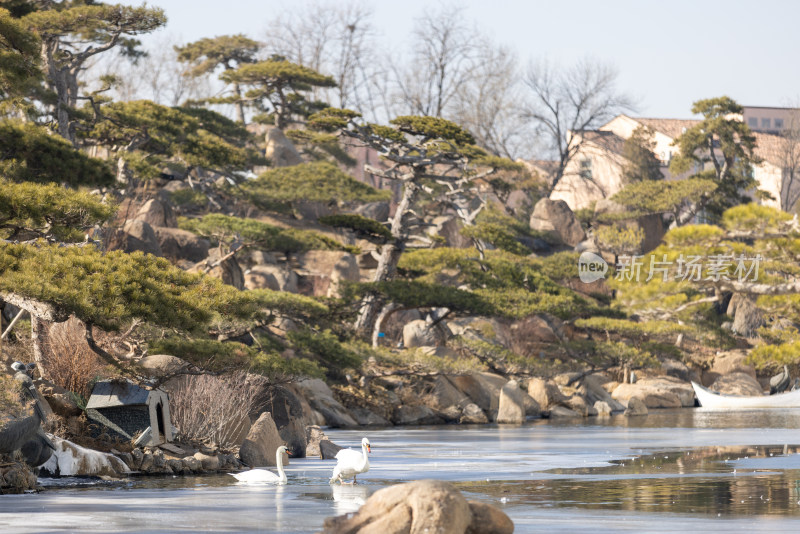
[229,445,290,484]
[330,437,371,484]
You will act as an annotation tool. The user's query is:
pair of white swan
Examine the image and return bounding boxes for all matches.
[228,438,372,485]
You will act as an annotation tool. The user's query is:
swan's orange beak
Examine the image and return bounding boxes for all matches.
[367,445,371,453]
[286,450,292,456]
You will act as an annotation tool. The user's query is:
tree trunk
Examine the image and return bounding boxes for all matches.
[354,180,419,337]
[233,82,246,125]
[41,41,79,145]
[30,315,49,379]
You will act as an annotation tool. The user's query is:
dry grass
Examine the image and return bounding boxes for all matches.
[45,317,106,398]
[167,372,269,450]
[0,375,27,420]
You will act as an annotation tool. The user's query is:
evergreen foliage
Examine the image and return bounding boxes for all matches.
[398,248,595,319]
[669,96,761,221]
[0,179,115,241]
[609,178,717,221]
[178,214,354,254]
[460,206,536,256]
[220,56,336,129]
[0,241,258,332]
[621,126,663,183]
[318,214,392,242]
[0,120,113,186]
[0,7,40,103]
[81,100,254,179]
[239,161,390,212]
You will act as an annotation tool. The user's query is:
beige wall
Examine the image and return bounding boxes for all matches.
[743,107,800,132]
[550,136,626,210]
[601,115,679,166]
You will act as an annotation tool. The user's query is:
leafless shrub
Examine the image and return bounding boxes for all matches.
[167,372,269,450]
[45,317,106,398]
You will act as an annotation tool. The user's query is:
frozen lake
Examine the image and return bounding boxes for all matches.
[4,409,800,532]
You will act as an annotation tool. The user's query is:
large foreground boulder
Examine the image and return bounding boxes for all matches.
[238,412,288,468]
[321,479,513,534]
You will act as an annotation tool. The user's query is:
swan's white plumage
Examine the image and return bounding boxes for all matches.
[229,445,289,484]
[330,437,370,484]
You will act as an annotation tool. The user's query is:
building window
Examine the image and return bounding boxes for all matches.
[579,158,592,180]
[762,118,772,129]
[748,118,758,128]
[775,118,784,129]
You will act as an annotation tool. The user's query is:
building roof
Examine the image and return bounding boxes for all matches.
[86,380,154,409]
[633,118,700,140]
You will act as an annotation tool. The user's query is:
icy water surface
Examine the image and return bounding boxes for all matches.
[4,409,800,532]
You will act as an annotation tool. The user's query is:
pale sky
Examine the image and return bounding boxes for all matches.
[124,0,800,119]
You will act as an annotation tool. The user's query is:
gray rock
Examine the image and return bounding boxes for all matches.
[527,377,570,410]
[108,220,163,256]
[459,403,489,424]
[153,227,210,262]
[392,405,445,425]
[496,380,526,424]
[594,401,613,416]
[710,372,764,396]
[402,320,441,348]
[547,405,582,418]
[529,198,586,247]
[566,395,597,417]
[730,295,764,338]
[265,126,302,167]
[578,374,626,412]
[256,385,310,458]
[239,412,288,468]
[244,265,298,293]
[139,354,189,379]
[624,397,648,416]
[321,479,513,534]
[354,201,390,223]
[449,372,507,421]
[350,407,392,427]
[294,379,358,428]
[193,452,219,471]
[182,456,201,472]
[133,198,177,228]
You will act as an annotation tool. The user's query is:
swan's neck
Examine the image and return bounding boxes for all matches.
[359,444,370,470]
[275,450,287,483]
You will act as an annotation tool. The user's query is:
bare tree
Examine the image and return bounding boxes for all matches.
[779,109,800,212]
[86,35,212,107]
[523,57,633,192]
[450,39,532,160]
[391,5,475,118]
[263,1,379,115]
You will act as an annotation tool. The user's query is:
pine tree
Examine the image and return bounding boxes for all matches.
[175,34,260,124]
[21,1,166,142]
[220,56,336,130]
[669,96,762,223]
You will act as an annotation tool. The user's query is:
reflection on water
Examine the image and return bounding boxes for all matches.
[331,484,368,515]
[6,409,800,532]
[460,444,800,517]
